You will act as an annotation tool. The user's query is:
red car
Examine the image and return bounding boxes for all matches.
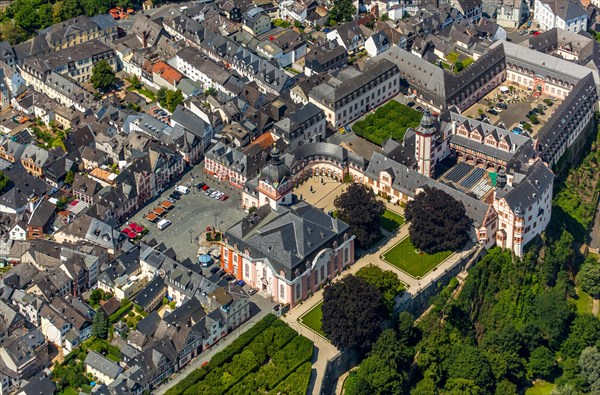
[220,194,229,201]
[201,185,210,191]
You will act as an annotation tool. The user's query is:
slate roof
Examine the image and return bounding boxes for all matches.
[225,201,351,281]
[541,0,586,21]
[496,159,554,211]
[27,199,56,228]
[365,151,488,226]
[84,350,123,380]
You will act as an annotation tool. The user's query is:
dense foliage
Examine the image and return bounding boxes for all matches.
[0,171,9,193]
[334,183,385,248]
[356,265,405,311]
[577,256,600,298]
[329,0,356,23]
[321,275,387,351]
[91,310,109,339]
[344,127,600,394]
[157,88,184,113]
[91,60,116,92]
[0,0,141,44]
[165,315,312,395]
[352,101,422,145]
[405,186,471,254]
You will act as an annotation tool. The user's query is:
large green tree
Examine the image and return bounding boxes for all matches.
[321,275,386,351]
[527,346,555,379]
[579,347,600,392]
[334,183,385,247]
[405,186,471,254]
[356,265,403,310]
[92,310,109,339]
[330,0,356,23]
[577,257,600,298]
[91,60,116,92]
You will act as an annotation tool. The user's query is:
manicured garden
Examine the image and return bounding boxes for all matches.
[352,101,421,145]
[380,209,405,232]
[525,380,555,395]
[165,315,313,395]
[381,237,452,278]
[298,301,325,337]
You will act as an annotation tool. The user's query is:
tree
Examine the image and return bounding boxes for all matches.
[579,347,600,392]
[321,275,386,351]
[165,90,184,113]
[356,265,403,310]
[405,186,471,254]
[446,345,494,394]
[454,62,464,72]
[334,183,385,247]
[444,378,482,395]
[89,289,103,307]
[128,74,142,90]
[528,114,539,124]
[92,310,109,339]
[528,346,555,379]
[348,355,405,395]
[91,60,115,92]
[204,87,217,97]
[14,3,39,35]
[494,380,517,395]
[0,171,9,193]
[64,170,74,186]
[60,0,83,20]
[397,311,417,345]
[330,0,356,23]
[577,257,600,298]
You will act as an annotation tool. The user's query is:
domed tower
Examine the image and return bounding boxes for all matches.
[257,144,293,209]
[415,109,437,177]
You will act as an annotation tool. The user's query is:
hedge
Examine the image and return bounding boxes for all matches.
[183,324,298,394]
[352,101,422,146]
[227,335,313,393]
[268,362,312,395]
[165,314,277,395]
[109,300,132,324]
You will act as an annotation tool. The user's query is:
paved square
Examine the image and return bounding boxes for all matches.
[126,169,246,264]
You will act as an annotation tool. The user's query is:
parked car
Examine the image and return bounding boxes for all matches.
[249,288,258,296]
[205,188,213,195]
[415,106,423,112]
[220,194,229,201]
[493,106,503,113]
[224,275,234,282]
[406,101,415,107]
[230,278,239,285]
[172,190,182,198]
[272,304,281,313]
[166,197,177,203]
[201,185,210,191]
[175,185,190,194]
[169,193,180,201]
[196,182,206,189]
[157,219,172,230]
[217,270,226,277]
[497,103,508,109]
[214,192,224,199]
[488,109,498,115]
[237,280,245,287]
[210,267,220,274]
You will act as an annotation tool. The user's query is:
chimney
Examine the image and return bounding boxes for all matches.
[142,31,149,48]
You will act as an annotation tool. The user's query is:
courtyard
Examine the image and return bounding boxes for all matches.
[380,209,405,232]
[462,84,561,136]
[381,237,453,279]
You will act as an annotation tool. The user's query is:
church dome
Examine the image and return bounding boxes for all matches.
[261,144,290,187]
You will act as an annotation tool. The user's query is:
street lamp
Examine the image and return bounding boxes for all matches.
[189,229,193,244]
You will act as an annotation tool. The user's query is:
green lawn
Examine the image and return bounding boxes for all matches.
[299,301,325,337]
[380,209,405,232]
[574,288,594,315]
[134,87,156,102]
[382,237,452,278]
[352,101,421,145]
[526,380,555,395]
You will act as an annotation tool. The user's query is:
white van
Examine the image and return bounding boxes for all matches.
[175,185,190,194]
[157,219,172,230]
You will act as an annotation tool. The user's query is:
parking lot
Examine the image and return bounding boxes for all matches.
[463,85,560,136]
[125,169,246,266]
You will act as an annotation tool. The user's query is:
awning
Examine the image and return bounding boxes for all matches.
[153,207,165,216]
[145,213,158,222]
[499,86,509,92]
[161,200,173,209]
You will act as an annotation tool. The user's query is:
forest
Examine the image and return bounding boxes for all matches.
[345,126,600,394]
[0,0,171,44]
